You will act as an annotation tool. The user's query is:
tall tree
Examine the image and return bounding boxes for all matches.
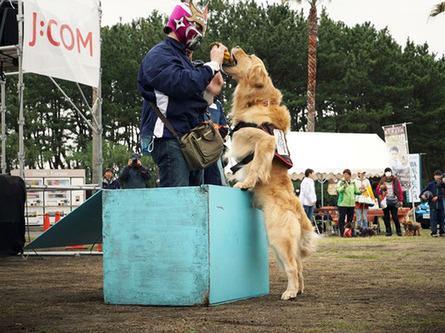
[282,0,330,132]
[430,2,445,17]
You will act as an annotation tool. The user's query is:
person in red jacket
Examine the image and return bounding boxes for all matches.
[377,167,403,236]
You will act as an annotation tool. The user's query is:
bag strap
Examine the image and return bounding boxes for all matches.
[149,102,183,146]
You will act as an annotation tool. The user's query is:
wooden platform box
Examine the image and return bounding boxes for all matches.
[102,185,269,306]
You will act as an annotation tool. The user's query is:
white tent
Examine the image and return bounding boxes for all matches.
[226,131,390,181]
[286,132,390,180]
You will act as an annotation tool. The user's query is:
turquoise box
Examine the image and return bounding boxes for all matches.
[102,185,269,306]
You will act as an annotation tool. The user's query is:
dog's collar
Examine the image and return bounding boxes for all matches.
[247,100,280,108]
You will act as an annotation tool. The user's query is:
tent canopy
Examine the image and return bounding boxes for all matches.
[225,132,390,181]
[286,132,389,180]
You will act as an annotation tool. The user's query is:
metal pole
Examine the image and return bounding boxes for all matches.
[17,0,25,178]
[92,2,103,187]
[1,75,6,174]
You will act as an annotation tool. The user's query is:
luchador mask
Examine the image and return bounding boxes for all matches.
[166,0,209,50]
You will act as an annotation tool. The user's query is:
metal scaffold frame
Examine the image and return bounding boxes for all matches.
[0,0,102,188]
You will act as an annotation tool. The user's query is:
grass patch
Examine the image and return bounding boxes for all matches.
[340,255,380,260]
[317,249,342,253]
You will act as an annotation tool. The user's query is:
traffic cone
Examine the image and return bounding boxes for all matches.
[97,243,102,251]
[43,213,50,232]
[55,211,61,223]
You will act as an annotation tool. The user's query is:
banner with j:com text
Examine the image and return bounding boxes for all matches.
[23,0,100,87]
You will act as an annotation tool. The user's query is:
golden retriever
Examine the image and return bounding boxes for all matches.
[223,47,317,300]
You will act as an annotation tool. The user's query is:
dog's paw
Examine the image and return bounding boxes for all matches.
[281,290,297,300]
[233,182,251,191]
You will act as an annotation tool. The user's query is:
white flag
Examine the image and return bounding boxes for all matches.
[23,0,100,87]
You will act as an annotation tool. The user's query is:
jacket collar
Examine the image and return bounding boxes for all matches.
[166,36,187,53]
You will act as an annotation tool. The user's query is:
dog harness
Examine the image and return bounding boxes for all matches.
[230,121,293,174]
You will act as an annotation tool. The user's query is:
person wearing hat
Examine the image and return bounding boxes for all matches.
[354,170,372,233]
[420,169,444,237]
[137,0,228,187]
[377,167,403,236]
[102,168,121,190]
[119,153,151,189]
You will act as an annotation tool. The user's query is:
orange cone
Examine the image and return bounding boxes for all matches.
[55,211,61,223]
[43,213,50,232]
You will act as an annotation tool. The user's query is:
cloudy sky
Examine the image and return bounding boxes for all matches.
[101,0,445,57]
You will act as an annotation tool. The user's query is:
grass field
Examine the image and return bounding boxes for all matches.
[1,231,445,332]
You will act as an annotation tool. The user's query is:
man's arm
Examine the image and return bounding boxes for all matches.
[139,165,151,180]
[119,166,130,181]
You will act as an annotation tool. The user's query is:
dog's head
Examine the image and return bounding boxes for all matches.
[223,47,272,89]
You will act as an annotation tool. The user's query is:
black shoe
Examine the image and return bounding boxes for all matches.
[386,233,392,236]
[397,232,402,237]
[431,234,438,238]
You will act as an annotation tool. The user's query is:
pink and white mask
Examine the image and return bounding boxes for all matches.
[167,0,209,51]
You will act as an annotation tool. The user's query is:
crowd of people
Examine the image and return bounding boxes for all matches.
[298,167,445,238]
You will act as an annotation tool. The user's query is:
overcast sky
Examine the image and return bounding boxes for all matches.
[101,0,445,57]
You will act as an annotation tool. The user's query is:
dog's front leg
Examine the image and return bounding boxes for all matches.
[232,128,275,190]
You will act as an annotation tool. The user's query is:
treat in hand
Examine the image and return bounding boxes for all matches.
[210,42,234,65]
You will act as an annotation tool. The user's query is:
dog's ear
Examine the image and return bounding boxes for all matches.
[247,64,267,88]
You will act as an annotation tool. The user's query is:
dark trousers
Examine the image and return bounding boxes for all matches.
[430,208,445,235]
[152,138,203,187]
[338,206,354,237]
[383,205,402,235]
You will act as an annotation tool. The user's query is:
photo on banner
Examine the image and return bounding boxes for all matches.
[407,154,421,203]
[382,124,411,191]
[22,0,100,87]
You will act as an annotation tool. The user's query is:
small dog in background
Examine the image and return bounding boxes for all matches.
[402,208,422,236]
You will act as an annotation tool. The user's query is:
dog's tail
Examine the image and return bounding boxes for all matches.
[299,220,318,259]
[295,199,318,259]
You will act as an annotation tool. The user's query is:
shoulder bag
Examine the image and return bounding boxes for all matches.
[150,103,224,171]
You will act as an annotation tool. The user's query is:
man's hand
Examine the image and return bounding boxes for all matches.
[218,126,228,138]
[137,160,141,167]
[210,43,228,66]
[432,196,438,202]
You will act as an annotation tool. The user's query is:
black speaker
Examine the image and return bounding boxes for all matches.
[0,175,26,256]
[0,1,19,47]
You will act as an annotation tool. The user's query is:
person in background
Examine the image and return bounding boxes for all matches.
[119,153,151,189]
[196,62,229,186]
[299,168,317,222]
[376,167,403,236]
[354,171,371,233]
[336,169,362,237]
[420,169,444,237]
[102,168,121,190]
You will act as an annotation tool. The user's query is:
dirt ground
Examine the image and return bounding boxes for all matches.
[1,233,445,333]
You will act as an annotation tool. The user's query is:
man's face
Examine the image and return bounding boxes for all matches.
[434,174,441,182]
[390,150,398,160]
[105,171,112,180]
[344,173,350,181]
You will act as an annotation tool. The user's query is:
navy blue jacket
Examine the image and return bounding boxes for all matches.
[420,181,444,210]
[137,37,216,139]
[102,177,121,190]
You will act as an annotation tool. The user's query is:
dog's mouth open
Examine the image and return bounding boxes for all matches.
[222,51,238,68]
